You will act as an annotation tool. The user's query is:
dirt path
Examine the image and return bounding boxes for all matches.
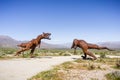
[0,56,80,80]
[0,55,120,80]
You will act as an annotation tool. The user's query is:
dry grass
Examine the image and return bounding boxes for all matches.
[105,71,120,80]
[28,57,120,80]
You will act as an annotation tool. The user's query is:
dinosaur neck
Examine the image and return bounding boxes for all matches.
[36,35,44,41]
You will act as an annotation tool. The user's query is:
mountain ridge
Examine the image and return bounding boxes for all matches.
[0,35,120,49]
[0,35,66,48]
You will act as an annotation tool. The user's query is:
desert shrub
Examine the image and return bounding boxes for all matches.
[105,71,120,80]
[22,51,30,58]
[91,78,98,80]
[0,51,5,57]
[74,58,87,63]
[60,61,74,70]
[29,69,63,80]
[99,52,106,58]
[60,51,71,56]
[59,52,64,56]
[0,48,17,58]
[0,48,17,54]
[115,60,120,69]
[88,63,96,70]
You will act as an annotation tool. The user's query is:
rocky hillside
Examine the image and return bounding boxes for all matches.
[0,35,20,48]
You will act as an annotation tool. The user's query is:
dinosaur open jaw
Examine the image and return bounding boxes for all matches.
[47,34,51,40]
[48,37,51,40]
[42,32,51,40]
[45,33,51,40]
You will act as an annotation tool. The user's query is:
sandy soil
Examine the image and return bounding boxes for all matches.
[63,65,119,80]
[0,56,80,80]
[0,55,120,80]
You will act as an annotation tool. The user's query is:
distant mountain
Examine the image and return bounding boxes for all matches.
[61,42,72,48]
[0,35,120,49]
[0,35,20,48]
[41,42,67,49]
[98,41,120,49]
[0,35,66,48]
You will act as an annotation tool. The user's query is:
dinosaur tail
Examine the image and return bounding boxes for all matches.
[102,47,115,51]
[107,48,115,51]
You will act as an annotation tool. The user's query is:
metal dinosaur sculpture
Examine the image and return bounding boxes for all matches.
[15,32,51,58]
[71,39,113,60]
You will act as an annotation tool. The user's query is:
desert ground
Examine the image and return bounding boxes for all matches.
[0,55,120,80]
[0,55,80,80]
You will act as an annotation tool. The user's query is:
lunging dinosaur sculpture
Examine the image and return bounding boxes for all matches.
[71,39,113,60]
[15,32,51,58]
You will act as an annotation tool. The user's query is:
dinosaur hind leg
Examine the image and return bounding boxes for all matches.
[83,50,97,60]
[15,48,29,56]
[30,47,36,58]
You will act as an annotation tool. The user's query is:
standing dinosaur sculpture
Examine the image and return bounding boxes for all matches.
[71,39,113,60]
[15,32,51,58]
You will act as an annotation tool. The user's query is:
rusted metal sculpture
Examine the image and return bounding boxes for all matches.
[71,39,113,60]
[15,32,51,58]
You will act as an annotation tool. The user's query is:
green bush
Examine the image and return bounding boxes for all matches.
[106,71,120,80]
[22,51,30,58]
[100,52,106,58]
[115,60,120,69]
[88,63,96,70]
[29,69,63,80]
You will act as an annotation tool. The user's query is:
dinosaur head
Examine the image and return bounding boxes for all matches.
[42,32,51,40]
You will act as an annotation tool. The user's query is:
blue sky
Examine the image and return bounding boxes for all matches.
[0,0,120,44]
